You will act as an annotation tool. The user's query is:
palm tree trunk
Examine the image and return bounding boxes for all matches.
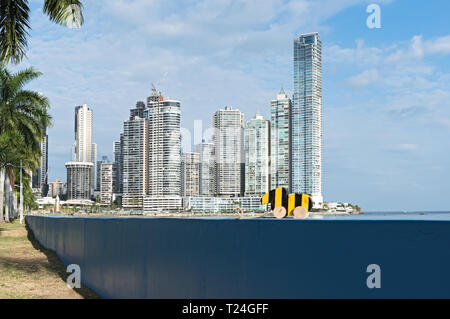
[13,192,18,218]
[4,173,10,222]
[0,167,5,222]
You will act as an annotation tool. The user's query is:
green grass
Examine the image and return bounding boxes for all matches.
[0,219,99,299]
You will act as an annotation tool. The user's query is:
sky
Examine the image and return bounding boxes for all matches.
[16,0,450,211]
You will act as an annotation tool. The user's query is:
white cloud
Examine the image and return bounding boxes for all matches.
[393,144,419,152]
[347,69,380,87]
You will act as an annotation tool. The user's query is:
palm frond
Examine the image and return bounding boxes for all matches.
[0,0,31,65]
[9,67,43,93]
[0,66,52,174]
[43,0,84,28]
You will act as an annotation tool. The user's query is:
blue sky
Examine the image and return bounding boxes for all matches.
[18,0,450,211]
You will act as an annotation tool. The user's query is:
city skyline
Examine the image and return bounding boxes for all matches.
[20,0,450,211]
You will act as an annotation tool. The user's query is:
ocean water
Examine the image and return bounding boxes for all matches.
[312,211,450,221]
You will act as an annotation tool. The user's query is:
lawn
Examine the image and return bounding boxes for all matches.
[0,219,99,299]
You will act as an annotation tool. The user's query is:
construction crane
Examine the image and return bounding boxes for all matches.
[151,83,158,96]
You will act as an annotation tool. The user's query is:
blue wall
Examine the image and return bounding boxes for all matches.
[26,215,450,298]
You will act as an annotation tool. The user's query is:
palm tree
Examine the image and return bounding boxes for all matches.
[0,0,84,65]
[0,67,51,221]
[0,68,51,151]
[0,1,80,219]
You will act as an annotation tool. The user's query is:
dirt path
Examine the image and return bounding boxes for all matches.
[0,220,99,299]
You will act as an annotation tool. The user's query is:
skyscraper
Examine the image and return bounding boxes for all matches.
[74,104,93,162]
[96,155,109,192]
[145,90,181,197]
[113,136,123,194]
[100,161,116,205]
[245,113,270,196]
[195,141,215,196]
[141,89,182,212]
[181,152,200,197]
[122,117,149,208]
[270,89,291,190]
[65,161,93,201]
[32,131,49,196]
[91,142,97,191]
[213,106,244,197]
[74,104,96,196]
[292,32,323,204]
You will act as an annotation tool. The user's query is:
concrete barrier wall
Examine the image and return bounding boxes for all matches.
[26,215,450,298]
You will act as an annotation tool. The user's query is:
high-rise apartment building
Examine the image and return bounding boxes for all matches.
[74,104,93,162]
[74,104,97,195]
[122,117,149,208]
[100,161,116,205]
[113,136,123,194]
[195,141,215,196]
[292,32,323,204]
[32,131,49,196]
[244,113,270,196]
[65,161,93,201]
[270,89,291,190]
[213,107,244,197]
[144,90,181,197]
[91,142,97,191]
[96,156,109,192]
[181,152,200,197]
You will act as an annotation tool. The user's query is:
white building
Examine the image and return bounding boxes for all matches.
[143,196,183,213]
[122,117,148,209]
[37,197,56,209]
[195,141,215,196]
[74,104,93,162]
[213,106,244,197]
[65,161,93,200]
[292,32,323,205]
[183,196,265,213]
[144,89,182,211]
[91,142,98,191]
[270,89,291,191]
[32,132,49,196]
[100,162,116,205]
[96,156,109,192]
[48,179,66,198]
[74,104,97,195]
[181,152,200,197]
[245,113,270,196]
[113,136,124,194]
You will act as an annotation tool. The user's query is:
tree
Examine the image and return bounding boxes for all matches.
[0,1,84,218]
[0,68,51,221]
[0,0,84,65]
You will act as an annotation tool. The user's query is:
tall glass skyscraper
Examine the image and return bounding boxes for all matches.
[181,152,200,197]
[213,107,244,197]
[245,113,270,196]
[113,135,123,194]
[292,32,323,205]
[270,89,291,191]
[122,117,148,208]
[195,141,215,196]
[32,131,48,196]
[74,104,93,163]
[145,91,181,197]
